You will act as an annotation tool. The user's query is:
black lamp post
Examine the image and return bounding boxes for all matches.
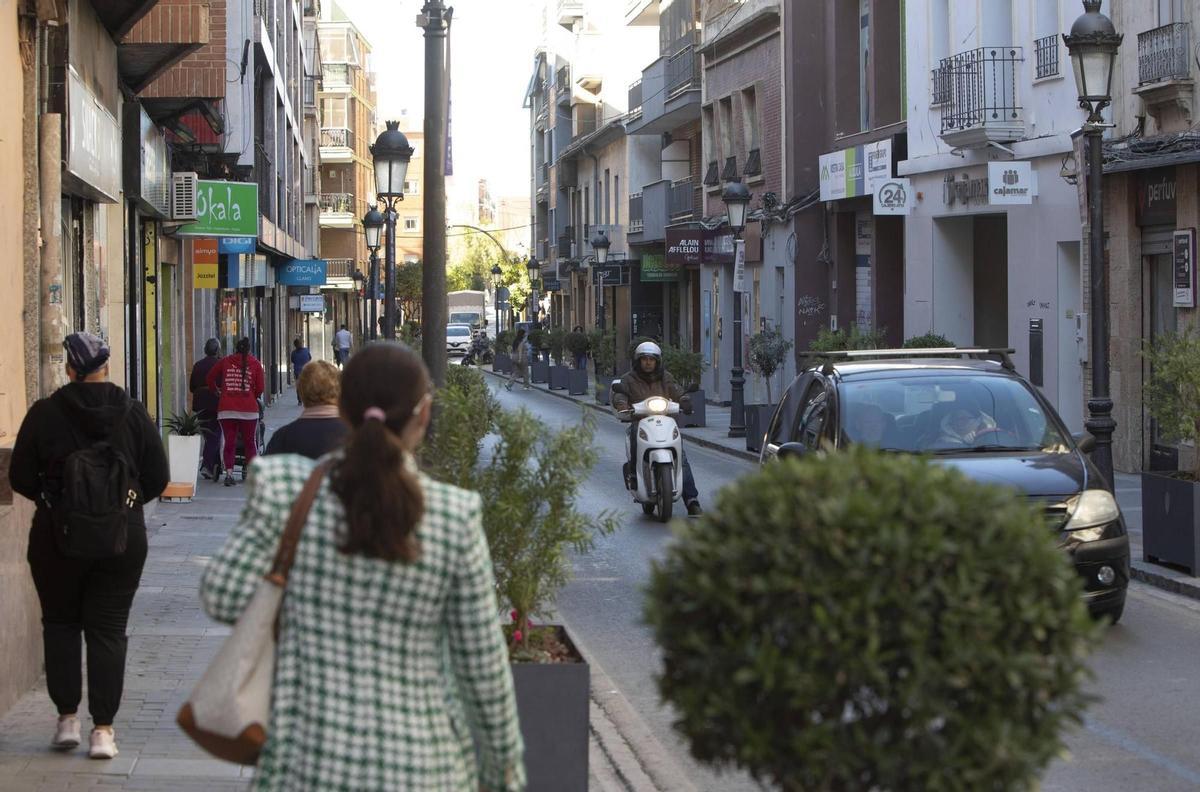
[351,269,366,341]
[369,121,414,343]
[591,230,611,330]
[723,180,752,439]
[491,263,503,335]
[527,255,540,324]
[1064,0,1122,492]
[362,205,384,342]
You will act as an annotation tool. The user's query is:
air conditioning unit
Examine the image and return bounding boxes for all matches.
[171,172,198,221]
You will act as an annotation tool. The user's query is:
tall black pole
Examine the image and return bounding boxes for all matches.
[384,207,397,340]
[729,236,746,438]
[1085,127,1116,491]
[419,0,450,387]
[368,249,379,341]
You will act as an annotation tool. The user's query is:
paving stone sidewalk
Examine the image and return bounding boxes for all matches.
[0,394,630,791]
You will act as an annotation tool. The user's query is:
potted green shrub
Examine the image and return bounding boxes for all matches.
[477,409,617,792]
[493,329,515,375]
[588,329,617,404]
[645,447,1098,791]
[528,327,550,385]
[1141,328,1200,574]
[662,344,709,428]
[745,330,794,453]
[565,330,591,395]
[163,411,205,497]
[547,327,569,391]
[903,332,955,348]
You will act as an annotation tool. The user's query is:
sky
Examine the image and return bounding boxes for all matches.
[336,0,540,213]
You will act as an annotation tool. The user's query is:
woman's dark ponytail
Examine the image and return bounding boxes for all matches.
[330,343,428,563]
[236,337,251,386]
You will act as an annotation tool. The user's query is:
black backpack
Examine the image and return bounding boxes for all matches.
[45,419,139,559]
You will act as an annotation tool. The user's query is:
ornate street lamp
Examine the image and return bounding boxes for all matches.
[491,262,503,334]
[1064,0,1122,491]
[591,229,611,265]
[369,121,414,342]
[527,255,540,323]
[723,180,752,439]
[362,205,384,341]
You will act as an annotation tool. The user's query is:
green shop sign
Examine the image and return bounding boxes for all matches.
[176,181,259,237]
[639,252,682,283]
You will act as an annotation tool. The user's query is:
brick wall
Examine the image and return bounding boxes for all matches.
[136,0,225,100]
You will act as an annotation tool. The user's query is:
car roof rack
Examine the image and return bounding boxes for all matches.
[811,348,1017,375]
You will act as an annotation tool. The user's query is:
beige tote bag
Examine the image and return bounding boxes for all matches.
[177,462,329,765]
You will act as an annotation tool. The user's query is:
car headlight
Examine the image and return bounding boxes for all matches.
[646,397,668,414]
[1062,489,1121,541]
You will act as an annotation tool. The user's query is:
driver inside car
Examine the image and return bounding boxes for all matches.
[936,405,999,447]
[611,341,702,516]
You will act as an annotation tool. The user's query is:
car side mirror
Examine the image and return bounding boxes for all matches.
[778,442,808,460]
[1074,432,1097,454]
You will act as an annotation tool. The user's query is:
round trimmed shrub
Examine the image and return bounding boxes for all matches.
[644,447,1097,791]
[903,332,956,349]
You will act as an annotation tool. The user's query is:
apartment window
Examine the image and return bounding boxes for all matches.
[660,0,695,55]
[595,178,602,226]
[404,180,420,195]
[321,97,347,128]
[740,87,761,178]
[702,104,719,186]
[404,216,419,232]
[604,169,611,225]
[583,186,589,238]
[1160,0,1184,24]
[718,96,736,180]
[615,175,621,225]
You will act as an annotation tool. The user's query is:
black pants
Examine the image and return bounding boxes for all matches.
[27,521,148,726]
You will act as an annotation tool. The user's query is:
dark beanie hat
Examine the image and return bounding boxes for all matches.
[63,332,111,379]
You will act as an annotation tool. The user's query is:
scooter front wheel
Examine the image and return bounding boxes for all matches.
[654,463,673,523]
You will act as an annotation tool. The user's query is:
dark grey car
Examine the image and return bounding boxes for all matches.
[760,351,1130,622]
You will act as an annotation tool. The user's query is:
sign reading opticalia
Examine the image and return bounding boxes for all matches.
[873,178,913,215]
[66,67,121,203]
[192,239,219,289]
[1174,229,1196,308]
[277,259,329,286]
[299,294,325,313]
[819,139,892,202]
[176,181,260,237]
[733,239,747,293]
[988,162,1035,205]
[219,237,256,254]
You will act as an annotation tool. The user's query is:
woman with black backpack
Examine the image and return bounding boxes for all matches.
[10,332,169,760]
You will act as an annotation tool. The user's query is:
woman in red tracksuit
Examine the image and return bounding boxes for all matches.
[205,337,266,486]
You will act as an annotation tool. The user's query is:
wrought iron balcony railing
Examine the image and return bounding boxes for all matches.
[939,47,1023,137]
[667,44,699,97]
[1139,22,1191,85]
[320,127,350,148]
[326,258,354,279]
[628,79,643,115]
[319,193,355,214]
[669,177,696,221]
[628,192,644,233]
[1034,34,1059,79]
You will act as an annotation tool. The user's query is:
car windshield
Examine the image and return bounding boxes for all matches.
[450,313,478,325]
[447,326,470,337]
[839,374,1070,454]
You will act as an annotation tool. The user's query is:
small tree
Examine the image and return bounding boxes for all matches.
[645,447,1097,791]
[547,327,568,365]
[748,329,793,404]
[903,332,955,348]
[588,328,617,379]
[479,409,617,658]
[420,366,499,490]
[565,329,591,367]
[527,327,548,356]
[806,324,886,354]
[1143,328,1200,481]
[661,344,707,392]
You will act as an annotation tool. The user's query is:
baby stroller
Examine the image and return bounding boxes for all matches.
[218,398,267,482]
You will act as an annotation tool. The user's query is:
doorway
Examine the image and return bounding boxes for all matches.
[1056,242,1084,433]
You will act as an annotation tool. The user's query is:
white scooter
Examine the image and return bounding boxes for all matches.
[615,384,684,523]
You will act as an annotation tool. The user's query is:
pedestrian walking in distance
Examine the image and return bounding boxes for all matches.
[265,360,349,460]
[201,343,525,790]
[9,332,169,760]
[505,328,530,391]
[333,323,352,367]
[206,337,266,487]
[189,338,222,479]
[290,338,311,406]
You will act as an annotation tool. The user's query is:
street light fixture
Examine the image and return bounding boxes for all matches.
[591,229,611,265]
[1064,0,1122,492]
[527,255,540,324]
[491,262,503,335]
[369,121,414,342]
[723,179,752,439]
[362,205,384,341]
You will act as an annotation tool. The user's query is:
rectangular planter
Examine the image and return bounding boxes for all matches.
[744,404,777,454]
[549,365,569,391]
[511,627,589,792]
[167,435,202,492]
[568,368,589,396]
[1142,471,1200,575]
[531,361,550,385]
[679,390,707,428]
[493,353,513,375]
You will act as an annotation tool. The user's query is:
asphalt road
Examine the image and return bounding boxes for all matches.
[490,381,1200,792]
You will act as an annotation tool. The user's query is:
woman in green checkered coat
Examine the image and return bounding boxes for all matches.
[200,344,525,791]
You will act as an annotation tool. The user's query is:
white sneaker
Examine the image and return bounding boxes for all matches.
[51,715,80,749]
[88,728,118,759]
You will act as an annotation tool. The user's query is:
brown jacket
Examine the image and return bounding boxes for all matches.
[611,366,691,413]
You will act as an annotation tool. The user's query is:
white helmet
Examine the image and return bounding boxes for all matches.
[634,341,662,362]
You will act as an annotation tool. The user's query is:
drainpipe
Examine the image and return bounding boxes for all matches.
[19,4,41,405]
[39,113,67,396]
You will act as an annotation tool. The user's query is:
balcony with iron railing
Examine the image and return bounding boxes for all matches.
[628,192,644,234]
[304,76,317,107]
[319,193,356,228]
[628,79,643,118]
[667,44,699,97]
[627,34,701,135]
[1139,22,1191,85]
[669,177,696,221]
[1034,34,1059,80]
[326,258,355,279]
[322,62,352,89]
[938,47,1025,148]
[320,127,353,163]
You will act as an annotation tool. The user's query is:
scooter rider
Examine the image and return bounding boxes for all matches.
[612,341,702,516]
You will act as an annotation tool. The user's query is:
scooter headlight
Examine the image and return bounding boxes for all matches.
[646,397,668,414]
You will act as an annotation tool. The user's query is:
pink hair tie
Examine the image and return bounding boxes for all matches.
[363,407,387,423]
